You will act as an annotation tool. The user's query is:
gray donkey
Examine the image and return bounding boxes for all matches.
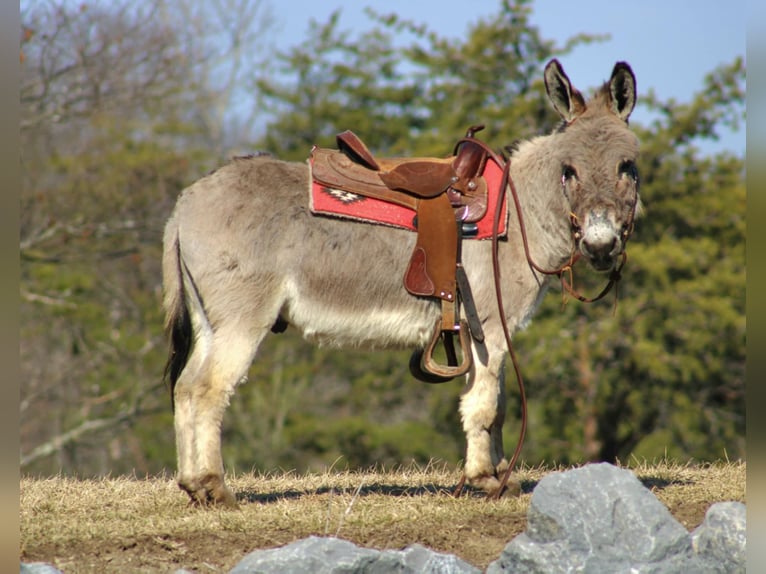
[163,59,640,507]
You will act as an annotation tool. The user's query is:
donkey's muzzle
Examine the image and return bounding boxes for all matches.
[580,211,622,272]
[582,237,619,271]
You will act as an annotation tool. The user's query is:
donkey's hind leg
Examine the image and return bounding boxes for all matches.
[174,326,263,508]
[173,340,207,502]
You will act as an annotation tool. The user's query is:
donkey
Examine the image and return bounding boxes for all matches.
[162,59,640,507]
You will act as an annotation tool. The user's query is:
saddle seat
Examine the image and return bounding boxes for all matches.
[309,126,497,380]
[323,129,489,223]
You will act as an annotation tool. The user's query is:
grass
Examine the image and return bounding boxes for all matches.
[20,460,746,573]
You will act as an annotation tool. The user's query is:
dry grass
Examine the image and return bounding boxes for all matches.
[20,460,745,573]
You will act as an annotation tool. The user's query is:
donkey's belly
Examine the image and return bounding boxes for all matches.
[283,277,438,350]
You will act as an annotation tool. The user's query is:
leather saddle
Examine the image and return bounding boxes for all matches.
[310,126,496,381]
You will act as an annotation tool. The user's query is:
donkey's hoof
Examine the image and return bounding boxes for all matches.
[468,473,501,495]
[493,477,521,498]
[468,473,522,499]
[213,489,239,508]
[179,475,239,509]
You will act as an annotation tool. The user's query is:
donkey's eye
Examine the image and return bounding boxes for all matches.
[618,160,638,182]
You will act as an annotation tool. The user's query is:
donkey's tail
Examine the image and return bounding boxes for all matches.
[162,215,193,410]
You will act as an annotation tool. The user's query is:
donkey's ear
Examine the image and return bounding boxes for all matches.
[608,62,637,122]
[544,59,587,122]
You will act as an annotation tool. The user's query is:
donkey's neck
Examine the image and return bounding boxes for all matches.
[507,134,575,271]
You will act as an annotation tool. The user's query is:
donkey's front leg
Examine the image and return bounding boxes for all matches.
[459,349,520,497]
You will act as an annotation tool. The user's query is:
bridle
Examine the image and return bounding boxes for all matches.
[452,139,638,499]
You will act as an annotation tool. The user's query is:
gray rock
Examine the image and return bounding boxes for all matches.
[691,501,746,573]
[20,564,63,574]
[391,544,481,573]
[228,535,480,574]
[228,536,377,574]
[487,463,710,573]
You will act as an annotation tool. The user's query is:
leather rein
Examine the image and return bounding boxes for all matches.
[452,134,635,499]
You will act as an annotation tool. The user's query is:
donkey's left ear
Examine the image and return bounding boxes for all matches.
[609,62,637,122]
[544,59,587,122]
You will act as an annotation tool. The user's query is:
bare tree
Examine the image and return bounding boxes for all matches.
[20,1,200,136]
[20,0,275,476]
[171,0,275,156]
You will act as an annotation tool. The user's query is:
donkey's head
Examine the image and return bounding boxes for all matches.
[544,59,640,272]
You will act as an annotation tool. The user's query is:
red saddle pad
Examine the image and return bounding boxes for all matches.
[309,155,508,240]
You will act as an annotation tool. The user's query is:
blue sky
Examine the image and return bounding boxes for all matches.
[268,0,745,156]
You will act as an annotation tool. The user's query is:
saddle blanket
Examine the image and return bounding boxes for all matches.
[309,154,508,240]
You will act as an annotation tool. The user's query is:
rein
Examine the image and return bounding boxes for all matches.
[452,139,632,499]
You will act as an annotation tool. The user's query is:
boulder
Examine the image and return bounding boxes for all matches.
[20,564,63,574]
[229,535,480,574]
[487,463,745,573]
[691,501,747,574]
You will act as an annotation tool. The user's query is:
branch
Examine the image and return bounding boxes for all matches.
[20,412,133,468]
[20,289,76,309]
[20,382,167,468]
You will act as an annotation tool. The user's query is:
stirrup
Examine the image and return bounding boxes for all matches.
[411,319,472,383]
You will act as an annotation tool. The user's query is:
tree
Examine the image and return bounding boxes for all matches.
[255,0,607,160]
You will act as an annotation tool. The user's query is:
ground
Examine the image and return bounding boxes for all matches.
[20,460,746,573]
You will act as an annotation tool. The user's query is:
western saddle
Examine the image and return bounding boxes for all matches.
[310,126,501,381]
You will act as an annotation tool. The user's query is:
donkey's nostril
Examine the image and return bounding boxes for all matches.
[583,236,617,257]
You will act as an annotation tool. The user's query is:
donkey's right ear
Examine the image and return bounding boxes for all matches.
[608,61,637,122]
[544,59,587,122]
